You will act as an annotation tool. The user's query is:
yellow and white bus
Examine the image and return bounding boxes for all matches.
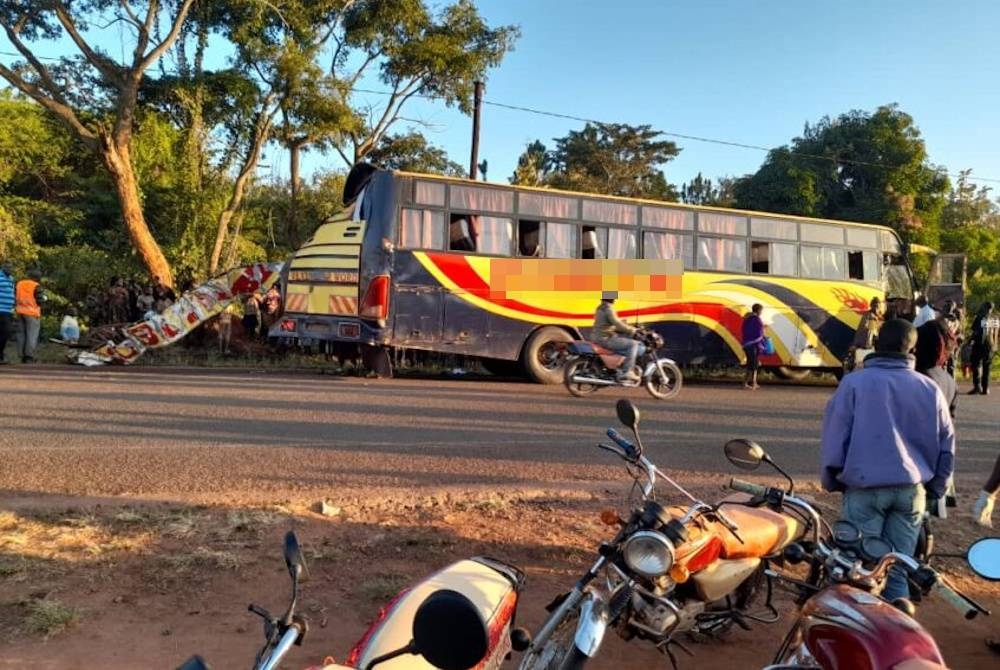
[276,164,959,382]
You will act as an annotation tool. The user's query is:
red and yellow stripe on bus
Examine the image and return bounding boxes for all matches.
[413,251,880,368]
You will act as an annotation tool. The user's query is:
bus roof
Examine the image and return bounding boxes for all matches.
[393,169,902,237]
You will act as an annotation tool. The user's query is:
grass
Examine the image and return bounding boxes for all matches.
[160,547,242,572]
[22,599,82,638]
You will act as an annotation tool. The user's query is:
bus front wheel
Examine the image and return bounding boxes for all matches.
[522,327,572,384]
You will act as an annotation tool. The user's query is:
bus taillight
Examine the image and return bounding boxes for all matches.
[360,275,390,320]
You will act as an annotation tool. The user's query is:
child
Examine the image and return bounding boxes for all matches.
[60,306,81,344]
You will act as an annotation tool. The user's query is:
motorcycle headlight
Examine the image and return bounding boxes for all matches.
[622,530,675,578]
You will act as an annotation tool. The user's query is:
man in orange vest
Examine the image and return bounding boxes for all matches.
[15,268,46,363]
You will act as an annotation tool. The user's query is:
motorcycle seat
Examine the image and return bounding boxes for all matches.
[714,495,807,559]
[567,340,617,356]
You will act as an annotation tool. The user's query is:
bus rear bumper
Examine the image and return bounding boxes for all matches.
[275,314,387,346]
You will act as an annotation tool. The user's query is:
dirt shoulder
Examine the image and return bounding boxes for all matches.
[1,486,996,670]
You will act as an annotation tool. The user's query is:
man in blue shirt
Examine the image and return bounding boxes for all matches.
[0,260,14,364]
[821,318,955,603]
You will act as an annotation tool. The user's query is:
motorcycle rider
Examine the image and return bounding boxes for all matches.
[592,291,643,382]
[821,318,955,604]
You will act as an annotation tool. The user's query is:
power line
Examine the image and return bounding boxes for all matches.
[352,87,1000,186]
[3,51,998,186]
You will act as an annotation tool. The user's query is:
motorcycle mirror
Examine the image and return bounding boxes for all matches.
[283,530,307,583]
[412,590,489,670]
[724,439,766,471]
[616,398,640,432]
[967,538,1000,581]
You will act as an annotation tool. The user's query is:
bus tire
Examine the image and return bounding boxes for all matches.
[522,327,572,384]
[774,366,811,381]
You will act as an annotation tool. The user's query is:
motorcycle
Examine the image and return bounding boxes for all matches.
[563,329,683,399]
[178,530,529,670]
[518,400,814,670]
[721,439,995,670]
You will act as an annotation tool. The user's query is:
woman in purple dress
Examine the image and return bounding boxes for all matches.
[741,303,765,390]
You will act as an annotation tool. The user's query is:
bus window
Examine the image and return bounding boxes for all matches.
[698,212,747,236]
[450,214,477,252]
[414,180,446,206]
[750,217,797,240]
[608,228,637,259]
[884,255,912,300]
[751,241,769,273]
[449,214,513,255]
[583,200,637,226]
[801,222,845,245]
[401,209,444,249]
[642,206,694,231]
[581,226,607,259]
[848,250,878,282]
[449,185,513,213]
[802,246,845,279]
[519,192,578,219]
[518,220,542,257]
[545,221,577,258]
[645,231,693,268]
[697,237,746,272]
[846,227,878,249]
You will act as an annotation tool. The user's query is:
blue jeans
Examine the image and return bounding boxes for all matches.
[605,336,645,373]
[842,484,926,602]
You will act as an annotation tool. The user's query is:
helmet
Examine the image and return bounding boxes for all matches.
[601,290,618,302]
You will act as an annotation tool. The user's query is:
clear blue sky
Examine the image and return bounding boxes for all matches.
[342,0,1000,190]
[3,1,998,191]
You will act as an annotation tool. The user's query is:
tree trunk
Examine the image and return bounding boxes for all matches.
[100,135,174,286]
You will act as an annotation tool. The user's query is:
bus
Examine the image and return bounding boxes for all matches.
[275,164,962,383]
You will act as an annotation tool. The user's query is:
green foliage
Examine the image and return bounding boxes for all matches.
[733,105,949,244]
[511,124,680,200]
[367,132,466,176]
[680,172,736,207]
[938,170,1000,306]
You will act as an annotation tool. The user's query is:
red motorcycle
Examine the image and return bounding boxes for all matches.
[723,442,996,670]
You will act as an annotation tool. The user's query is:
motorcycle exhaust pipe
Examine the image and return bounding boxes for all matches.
[570,375,618,386]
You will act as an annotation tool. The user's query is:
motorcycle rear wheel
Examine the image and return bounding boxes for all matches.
[645,360,683,400]
[519,605,588,670]
[564,359,601,397]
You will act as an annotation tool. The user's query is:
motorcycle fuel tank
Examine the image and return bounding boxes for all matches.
[799,585,943,670]
[690,557,760,602]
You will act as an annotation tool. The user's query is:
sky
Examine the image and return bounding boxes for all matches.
[338,0,1000,191]
[3,1,999,192]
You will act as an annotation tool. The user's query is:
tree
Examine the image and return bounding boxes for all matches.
[733,105,949,245]
[366,131,465,176]
[334,0,519,166]
[511,124,680,200]
[939,170,1000,306]
[0,0,197,286]
[510,140,549,186]
[680,172,736,207]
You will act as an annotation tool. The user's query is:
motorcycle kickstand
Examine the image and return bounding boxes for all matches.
[658,639,694,670]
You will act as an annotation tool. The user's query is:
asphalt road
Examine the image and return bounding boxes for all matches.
[1,367,996,505]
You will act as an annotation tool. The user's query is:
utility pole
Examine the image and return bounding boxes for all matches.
[470,80,484,180]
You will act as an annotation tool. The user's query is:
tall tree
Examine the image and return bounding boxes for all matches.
[0,0,197,286]
[512,124,680,200]
[733,105,949,245]
[680,172,736,207]
[366,131,465,176]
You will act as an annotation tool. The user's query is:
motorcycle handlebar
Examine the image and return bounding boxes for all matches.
[606,429,638,460]
[728,477,768,497]
[932,579,979,620]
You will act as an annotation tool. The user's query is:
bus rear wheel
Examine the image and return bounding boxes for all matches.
[522,327,572,384]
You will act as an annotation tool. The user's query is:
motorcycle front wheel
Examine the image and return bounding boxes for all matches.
[564,359,601,397]
[645,359,682,400]
[519,605,587,670]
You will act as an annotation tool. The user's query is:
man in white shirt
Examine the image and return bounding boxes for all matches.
[913,295,936,327]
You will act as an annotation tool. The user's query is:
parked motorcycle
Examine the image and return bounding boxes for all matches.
[518,400,814,670]
[177,530,529,670]
[721,439,995,670]
[563,329,682,399]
